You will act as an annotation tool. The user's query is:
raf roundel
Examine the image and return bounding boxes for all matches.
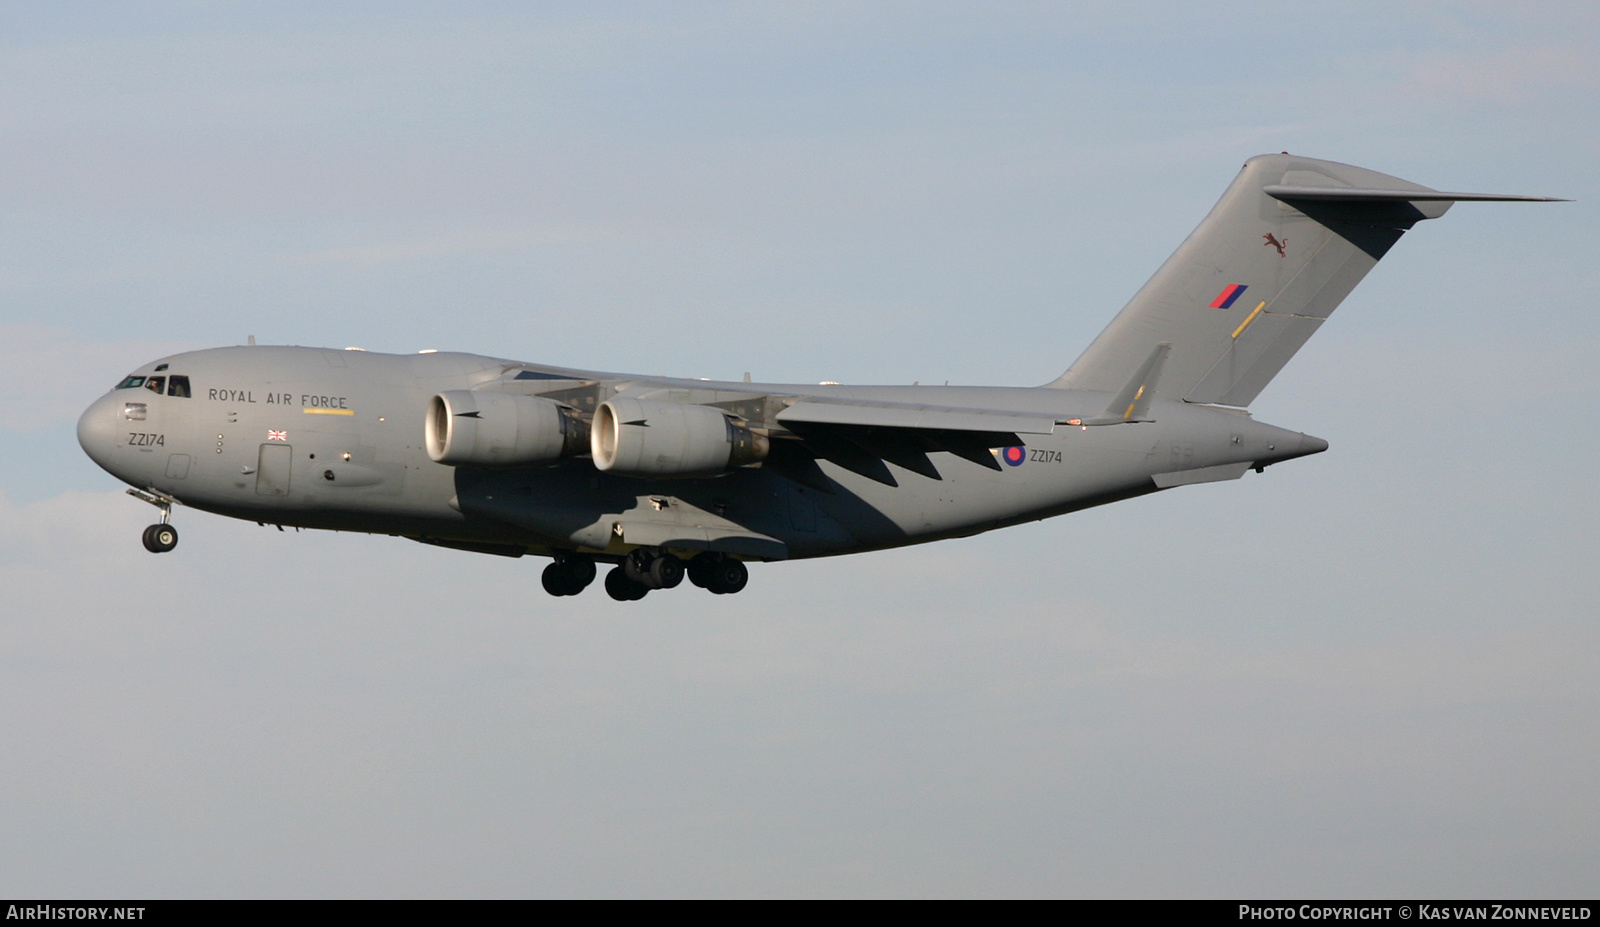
[1001,446,1026,467]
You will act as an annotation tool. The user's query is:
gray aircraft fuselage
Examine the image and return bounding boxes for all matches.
[78,346,1323,558]
[75,154,1557,599]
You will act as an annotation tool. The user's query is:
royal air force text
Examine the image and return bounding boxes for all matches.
[206,388,348,409]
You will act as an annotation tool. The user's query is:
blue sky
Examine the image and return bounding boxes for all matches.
[2,2,1597,897]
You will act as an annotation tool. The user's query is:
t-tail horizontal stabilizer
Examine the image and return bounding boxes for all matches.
[1076,343,1171,426]
[1050,154,1566,409]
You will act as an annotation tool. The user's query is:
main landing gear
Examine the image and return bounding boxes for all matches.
[128,488,179,554]
[687,552,747,595]
[540,548,751,601]
[541,554,598,597]
[603,547,683,601]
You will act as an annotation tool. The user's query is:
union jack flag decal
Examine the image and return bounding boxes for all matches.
[267,430,287,441]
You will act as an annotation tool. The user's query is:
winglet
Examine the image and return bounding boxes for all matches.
[1081,342,1170,426]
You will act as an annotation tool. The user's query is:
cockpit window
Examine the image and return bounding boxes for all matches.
[117,376,146,389]
[144,376,166,395]
[167,375,191,398]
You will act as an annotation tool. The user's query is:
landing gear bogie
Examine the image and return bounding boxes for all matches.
[688,553,747,595]
[649,553,684,589]
[624,548,685,590]
[541,554,597,597]
[707,558,747,595]
[604,565,649,601]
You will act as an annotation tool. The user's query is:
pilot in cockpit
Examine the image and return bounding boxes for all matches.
[115,373,190,397]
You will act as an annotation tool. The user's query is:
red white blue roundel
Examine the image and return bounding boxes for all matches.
[1001,446,1026,467]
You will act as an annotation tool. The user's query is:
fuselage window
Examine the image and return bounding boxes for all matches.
[117,376,146,390]
[144,376,166,395]
[167,375,191,398]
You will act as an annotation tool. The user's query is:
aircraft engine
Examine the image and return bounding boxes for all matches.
[591,397,769,478]
[425,390,588,466]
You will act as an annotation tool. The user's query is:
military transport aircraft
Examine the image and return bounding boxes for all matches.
[77,154,1560,601]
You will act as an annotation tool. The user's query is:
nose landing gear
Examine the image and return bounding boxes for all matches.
[128,488,180,554]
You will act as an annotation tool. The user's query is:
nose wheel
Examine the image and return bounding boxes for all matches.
[127,487,180,554]
[141,523,179,553]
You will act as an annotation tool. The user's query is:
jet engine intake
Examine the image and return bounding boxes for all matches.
[591,397,768,478]
[425,390,588,466]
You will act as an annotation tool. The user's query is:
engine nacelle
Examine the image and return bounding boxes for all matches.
[591,397,769,478]
[425,390,587,466]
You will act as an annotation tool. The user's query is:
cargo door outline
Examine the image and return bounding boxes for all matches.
[256,444,292,496]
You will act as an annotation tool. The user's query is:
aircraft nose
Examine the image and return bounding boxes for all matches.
[77,392,121,473]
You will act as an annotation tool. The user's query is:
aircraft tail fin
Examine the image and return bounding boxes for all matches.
[1047,154,1563,406]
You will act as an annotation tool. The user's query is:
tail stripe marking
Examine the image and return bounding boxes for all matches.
[1209,284,1249,309]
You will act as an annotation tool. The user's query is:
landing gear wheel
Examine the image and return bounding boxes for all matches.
[604,566,649,601]
[625,548,684,590]
[542,555,598,597]
[565,556,597,591]
[707,558,748,595]
[687,553,717,589]
[542,562,576,596]
[649,554,684,589]
[141,523,178,554]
